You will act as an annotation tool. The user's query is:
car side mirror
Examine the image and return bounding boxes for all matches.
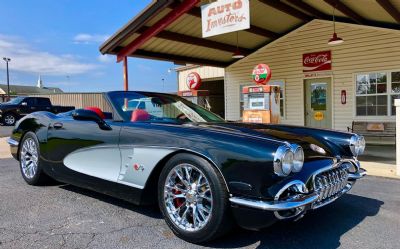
[21,102,27,106]
[72,109,112,130]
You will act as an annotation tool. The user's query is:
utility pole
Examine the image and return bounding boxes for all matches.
[2,57,11,99]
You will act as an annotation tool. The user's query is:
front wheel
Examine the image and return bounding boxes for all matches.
[3,113,16,126]
[158,153,233,243]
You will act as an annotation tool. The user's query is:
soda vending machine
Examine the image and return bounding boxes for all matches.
[242,85,280,124]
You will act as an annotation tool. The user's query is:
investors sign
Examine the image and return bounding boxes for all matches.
[303,51,332,72]
[201,0,250,38]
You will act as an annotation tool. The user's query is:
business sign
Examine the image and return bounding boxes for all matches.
[186,72,202,90]
[303,51,332,72]
[201,0,250,38]
[252,64,272,85]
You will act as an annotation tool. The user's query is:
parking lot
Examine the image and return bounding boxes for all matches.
[0,126,12,138]
[0,158,399,249]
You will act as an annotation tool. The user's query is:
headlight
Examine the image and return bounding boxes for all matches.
[350,135,366,157]
[274,145,294,176]
[290,144,304,172]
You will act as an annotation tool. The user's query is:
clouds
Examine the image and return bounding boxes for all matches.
[73,33,110,44]
[0,34,98,76]
[97,54,114,63]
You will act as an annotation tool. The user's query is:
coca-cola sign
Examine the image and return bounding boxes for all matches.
[303,51,332,72]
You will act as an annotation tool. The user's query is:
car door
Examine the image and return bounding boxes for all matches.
[19,97,37,115]
[45,115,123,185]
[35,98,52,112]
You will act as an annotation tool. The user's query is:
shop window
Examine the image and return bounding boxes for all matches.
[355,71,400,117]
[239,83,253,118]
[356,72,388,116]
[270,80,285,118]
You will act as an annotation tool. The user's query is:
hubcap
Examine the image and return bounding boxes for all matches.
[4,115,15,125]
[164,163,213,232]
[20,138,38,179]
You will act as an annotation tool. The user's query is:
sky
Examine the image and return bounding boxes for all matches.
[0,0,177,93]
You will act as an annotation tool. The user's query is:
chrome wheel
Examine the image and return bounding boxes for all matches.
[164,163,213,232]
[4,114,15,125]
[20,138,38,179]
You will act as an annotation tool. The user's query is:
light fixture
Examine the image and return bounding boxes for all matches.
[232,32,245,59]
[328,5,343,45]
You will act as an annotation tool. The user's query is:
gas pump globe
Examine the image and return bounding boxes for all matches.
[242,85,280,124]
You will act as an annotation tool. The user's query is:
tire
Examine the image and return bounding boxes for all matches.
[19,132,50,185]
[3,113,16,126]
[158,153,233,243]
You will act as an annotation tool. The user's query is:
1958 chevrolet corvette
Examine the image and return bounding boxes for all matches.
[8,91,366,243]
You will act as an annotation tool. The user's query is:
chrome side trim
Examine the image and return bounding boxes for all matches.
[7,138,19,146]
[229,192,318,211]
[348,168,367,180]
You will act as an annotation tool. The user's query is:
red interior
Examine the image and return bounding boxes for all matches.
[131,109,150,122]
[84,106,106,119]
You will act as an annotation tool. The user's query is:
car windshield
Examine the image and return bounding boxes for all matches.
[108,91,225,124]
[4,97,24,105]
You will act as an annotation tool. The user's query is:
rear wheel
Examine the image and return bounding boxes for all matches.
[19,132,50,185]
[158,153,233,243]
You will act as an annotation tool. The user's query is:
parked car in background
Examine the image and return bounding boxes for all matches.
[0,96,75,126]
[7,91,366,243]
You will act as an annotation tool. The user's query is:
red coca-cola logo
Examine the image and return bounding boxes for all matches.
[303,51,331,72]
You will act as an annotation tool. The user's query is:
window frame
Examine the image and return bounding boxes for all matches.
[354,70,400,118]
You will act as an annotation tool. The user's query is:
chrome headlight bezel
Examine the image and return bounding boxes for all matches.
[290,144,304,172]
[350,135,366,157]
[274,145,294,177]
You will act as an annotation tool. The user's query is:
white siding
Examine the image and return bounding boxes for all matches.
[225,20,400,131]
[178,66,224,91]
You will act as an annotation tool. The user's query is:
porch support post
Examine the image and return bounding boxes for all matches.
[123,56,129,91]
[394,99,400,176]
[395,99,400,176]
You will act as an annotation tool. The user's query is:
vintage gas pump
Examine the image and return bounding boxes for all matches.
[242,64,280,124]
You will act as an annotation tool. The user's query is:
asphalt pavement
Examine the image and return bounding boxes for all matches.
[0,158,399,249]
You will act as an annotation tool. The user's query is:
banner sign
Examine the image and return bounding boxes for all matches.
[201,0,250,38]
[303,51,332,72]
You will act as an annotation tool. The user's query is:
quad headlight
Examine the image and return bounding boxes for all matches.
[290,144,304,173]
[349,135,365,157]
[274,144,304,176]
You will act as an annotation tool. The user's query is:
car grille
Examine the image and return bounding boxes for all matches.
[312,163,350,209]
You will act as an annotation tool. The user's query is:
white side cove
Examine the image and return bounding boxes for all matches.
[64,146,121,183]
[119,147,176,189]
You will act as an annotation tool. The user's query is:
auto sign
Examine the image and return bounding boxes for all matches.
[252,64,272,85]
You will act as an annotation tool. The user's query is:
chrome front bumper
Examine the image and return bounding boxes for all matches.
[230,166,366,214]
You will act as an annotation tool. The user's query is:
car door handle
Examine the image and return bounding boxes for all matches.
[53,122,63,129]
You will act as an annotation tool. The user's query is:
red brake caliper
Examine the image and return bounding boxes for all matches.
[173,189,184,208]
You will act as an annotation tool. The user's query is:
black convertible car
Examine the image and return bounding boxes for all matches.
[8,91,366,243]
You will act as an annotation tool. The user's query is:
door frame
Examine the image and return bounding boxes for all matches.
[303,75,334,129]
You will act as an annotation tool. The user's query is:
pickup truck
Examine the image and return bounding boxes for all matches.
[0,96,75,126]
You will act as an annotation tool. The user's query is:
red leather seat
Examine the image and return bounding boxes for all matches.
[84,106,106,119]
[131,109,150,122]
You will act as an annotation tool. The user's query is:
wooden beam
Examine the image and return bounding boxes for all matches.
[132,49,230,67]
[376,0,400,23]
[258,0,311,21]
[324,0,364,24]
[123,57,128,91]
[116,0,200,62]
[136,27,252,54]
[286,0,329,19]
[169,2,280,39]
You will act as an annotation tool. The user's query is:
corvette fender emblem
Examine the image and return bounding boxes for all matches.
[133,163,144,171]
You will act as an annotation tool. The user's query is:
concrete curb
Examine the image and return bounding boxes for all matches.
[0,137,11,159]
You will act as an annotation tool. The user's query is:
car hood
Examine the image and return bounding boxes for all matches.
[193,122,354,159]
[0,104,17,109]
